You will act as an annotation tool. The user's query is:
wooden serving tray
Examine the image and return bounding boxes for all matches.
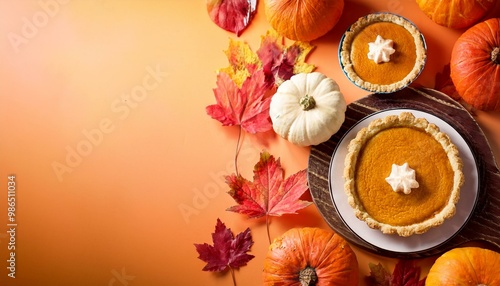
[308,87,500,258]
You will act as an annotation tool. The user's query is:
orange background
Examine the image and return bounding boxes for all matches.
[1,0,500,285]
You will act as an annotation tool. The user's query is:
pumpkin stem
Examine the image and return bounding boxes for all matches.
[299,266,318,286]
[299,95,316,111]
[491,47,500,64]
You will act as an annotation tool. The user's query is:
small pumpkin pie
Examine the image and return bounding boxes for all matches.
[339,13,427,93]
[343,112,464,237]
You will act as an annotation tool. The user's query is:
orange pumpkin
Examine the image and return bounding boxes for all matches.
[450,18,500,111]
[426,247,500,285]
[264,0,344,41]
[416,0,495,29]
[262,227,359,286]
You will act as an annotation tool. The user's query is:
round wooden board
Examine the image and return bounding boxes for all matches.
[308,87,500,258]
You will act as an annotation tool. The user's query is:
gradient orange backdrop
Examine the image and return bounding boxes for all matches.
[1,1,499,285]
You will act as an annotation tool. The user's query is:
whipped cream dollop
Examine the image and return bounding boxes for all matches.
[385,163,419,194]
[368,35,395,64]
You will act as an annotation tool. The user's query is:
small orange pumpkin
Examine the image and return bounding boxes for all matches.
[425,247,500,285]
[416,0,495,29]
[262,227,359,286]
[264,0,344,41]
[450,18,500,111]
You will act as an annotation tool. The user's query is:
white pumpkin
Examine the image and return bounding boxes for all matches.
[270,72,346,146]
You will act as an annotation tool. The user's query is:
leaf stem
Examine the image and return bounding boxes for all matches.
[266,215,271,244]
[230,266,236,286]
[234,126,242,176]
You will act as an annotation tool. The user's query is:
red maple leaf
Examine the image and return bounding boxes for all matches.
[207,0,257,36]
[206,69,272,134]
[435,63,460,101]
[194,218,254,272]
[226,150,311,241]
[257,30,315,87]
[366,260,426,286]
[391,260,426,286]
[256,32,284,88]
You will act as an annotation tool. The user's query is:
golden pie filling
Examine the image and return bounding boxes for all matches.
[351,22,417,85]
[344,112,464,237]
[355,127,453,226]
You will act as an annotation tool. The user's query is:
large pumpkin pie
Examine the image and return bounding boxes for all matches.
[339,13,427,93]
[343,112,464,237]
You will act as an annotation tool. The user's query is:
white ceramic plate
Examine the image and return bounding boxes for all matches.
[329,109,479,253]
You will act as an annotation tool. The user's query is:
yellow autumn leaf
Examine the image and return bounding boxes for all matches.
[292,41,315,75]
[218,38,261,87]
